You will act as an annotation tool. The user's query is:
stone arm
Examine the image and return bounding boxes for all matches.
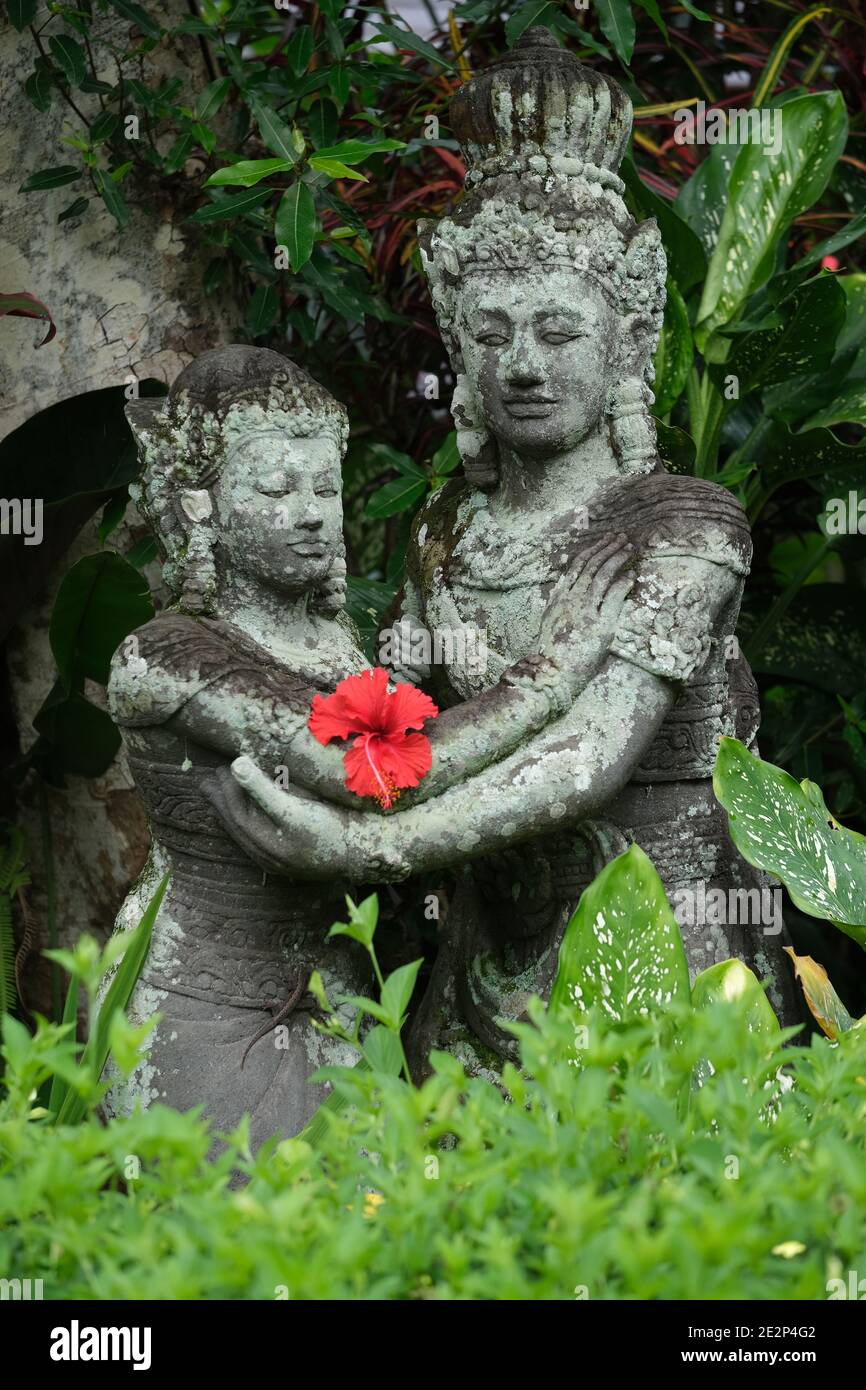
[208,654,675,881]
[204,552,741,880]
[169,532,633,810]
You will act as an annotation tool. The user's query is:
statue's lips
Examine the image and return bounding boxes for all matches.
[289,540,328,557]
[504,397,557,418]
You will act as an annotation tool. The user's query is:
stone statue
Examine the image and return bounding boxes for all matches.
[103,343,627,1144]
[224,29,799,1077]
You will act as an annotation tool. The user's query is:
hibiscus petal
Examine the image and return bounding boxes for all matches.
[378,679,439,736]
[308,667,391,744]
[376,730,433,788]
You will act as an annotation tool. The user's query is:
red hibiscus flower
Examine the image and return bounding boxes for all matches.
[309,667,438,810]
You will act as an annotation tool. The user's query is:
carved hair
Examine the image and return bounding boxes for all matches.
[126,346,349,613]
[418,29,667,485]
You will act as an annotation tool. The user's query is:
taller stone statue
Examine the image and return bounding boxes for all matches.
[227,29,799,1071]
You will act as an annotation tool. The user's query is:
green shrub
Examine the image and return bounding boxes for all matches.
[2,969,866,1299]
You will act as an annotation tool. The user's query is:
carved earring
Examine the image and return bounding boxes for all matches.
[452,374,499,491]
[178,490,217,614]
[606,377,658,476]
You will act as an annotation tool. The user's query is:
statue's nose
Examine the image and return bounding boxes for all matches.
[506,341,543,388]
[298,506,323,530]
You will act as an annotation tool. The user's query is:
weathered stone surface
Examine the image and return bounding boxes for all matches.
[110,34,800,1143]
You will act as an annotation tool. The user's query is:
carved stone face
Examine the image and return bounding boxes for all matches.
[212,429,344,597]
[457,269,619,460]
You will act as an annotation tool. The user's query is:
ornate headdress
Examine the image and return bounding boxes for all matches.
[419,29,666,479]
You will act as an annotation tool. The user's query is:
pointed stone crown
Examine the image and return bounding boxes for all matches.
[449,27,633,195]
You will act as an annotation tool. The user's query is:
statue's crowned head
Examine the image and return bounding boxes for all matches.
[126,345,349,614]
[419,28,666,481]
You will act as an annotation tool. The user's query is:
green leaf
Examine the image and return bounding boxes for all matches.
[57,196,88,224]
[784,948,857,1040]
[431,432,460,476]
[505,1,556,48]
[250,98,301,163]
[49,551,154,688]
[19,165,81,192]
[696,92,849,355]
[25,65,54,113]
[95,169,128,228]
[655,421,695,474]
[47,974,80,1119]
[595,0,635,65]
[164,130,194,174]
[308,99,338,150]
[187,188,273,225]
[365,477,426,519]
[361,1025,404,1076]
[310,137,404,166]
[620,157,706,293]
[8,0,37,32]
[309,156,367,182]
[692,959,780,1036]
[90,111,120,144]
[57,875,167,1125]
[803,382,866,432]
[653,278,692,416]
[286,25,314,77]
[48,35,87,87]
[195,76,232,121]
[745,419,866,519]
[274,182,316,271]
[246,283,279,337]
[368,23,452,69]
[106,0,163,41]
[550,844,690,1020]
[713,737,866,945]
[719,275,847,398]
[206,158,294,188]
[328,893,379,949]
[380,959,423,1028]
[740,584,866,698]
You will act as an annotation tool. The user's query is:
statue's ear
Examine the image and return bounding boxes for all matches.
[125,397,168,455]
[619,310,655,375]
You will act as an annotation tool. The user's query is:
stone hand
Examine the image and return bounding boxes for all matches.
[536,533,635,696]
[229,756,412,883]
[384,613,432,686]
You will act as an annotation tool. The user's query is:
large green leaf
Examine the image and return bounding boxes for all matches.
[696,93,848,356]
[740,584,866,697]
[691,959,780,1036]
[187,188,273,225]
[249,98,302,163]
[718,275,847,398]
[621,158,706,293]
[595,0,635,65]
[49,551,153,688]
[713,737,866,946]
[206,158,294,188]
[653,278,692,416]
[0,383,163,644]
[550,844,690,1021]
[275,182,316,271]
[48,35,86,87]
[745,418,866,519]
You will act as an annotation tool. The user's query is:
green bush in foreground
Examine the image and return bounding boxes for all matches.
[2,989,865,1300]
